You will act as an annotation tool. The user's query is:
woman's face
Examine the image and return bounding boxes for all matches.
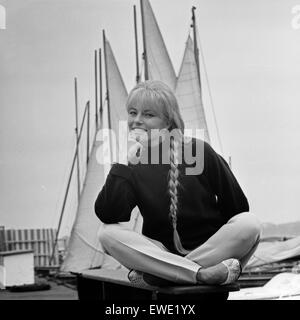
[127,103,169,135]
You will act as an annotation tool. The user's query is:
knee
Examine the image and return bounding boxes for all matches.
[233,212,262,244]
[98,223,122,247]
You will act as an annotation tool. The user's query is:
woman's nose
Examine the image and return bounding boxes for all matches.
[133,113,143,124]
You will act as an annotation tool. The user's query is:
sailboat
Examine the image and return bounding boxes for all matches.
[140,0,219,146]
[61,31,143,273]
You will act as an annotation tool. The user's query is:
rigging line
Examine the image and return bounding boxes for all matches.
[54,141,78,226]
[195,26,224,155]
[51,136,75,230]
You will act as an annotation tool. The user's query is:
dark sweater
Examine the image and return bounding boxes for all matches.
[95,138,249,254]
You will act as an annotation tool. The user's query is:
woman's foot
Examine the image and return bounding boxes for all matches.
[196,259,241,285]
[196,264,228,284]
[128,270,151,288]
[128,270,176,288]
[221,259,242,284]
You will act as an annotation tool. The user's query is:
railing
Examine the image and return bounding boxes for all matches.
[3,228,60,267]
[0,226,5,251]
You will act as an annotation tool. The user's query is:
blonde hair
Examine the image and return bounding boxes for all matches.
[127,80,190,255]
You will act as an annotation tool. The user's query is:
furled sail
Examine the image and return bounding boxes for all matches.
[62,34,142,273]
[175,35,210,143]
[141,0,176,89]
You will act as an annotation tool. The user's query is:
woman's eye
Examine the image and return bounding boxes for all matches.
[144,113,154,118]
[129,111,137,116]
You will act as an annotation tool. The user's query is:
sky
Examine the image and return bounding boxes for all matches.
[0,0,300,234]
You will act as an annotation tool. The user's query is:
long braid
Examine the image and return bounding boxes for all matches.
[168,135,190,255]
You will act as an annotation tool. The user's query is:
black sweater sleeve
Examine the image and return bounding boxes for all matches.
[204,142,249,219]
[94,163,137,224]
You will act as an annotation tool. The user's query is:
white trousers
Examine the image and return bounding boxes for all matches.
[99,212,261,284]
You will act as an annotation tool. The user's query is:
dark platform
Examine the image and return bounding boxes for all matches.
[75,268,240,301]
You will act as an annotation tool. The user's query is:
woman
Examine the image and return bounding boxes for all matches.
[95,80,261,287]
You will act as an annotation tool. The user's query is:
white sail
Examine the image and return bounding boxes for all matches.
[62,35,143,273]
[141,0,176,89]
[175,35,210,143]
[104,35,128,156]
[61,137,108,272]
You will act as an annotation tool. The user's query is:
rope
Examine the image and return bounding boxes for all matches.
[195,25,224,155]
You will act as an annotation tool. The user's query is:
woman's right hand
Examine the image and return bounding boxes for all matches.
[127,129,148,164]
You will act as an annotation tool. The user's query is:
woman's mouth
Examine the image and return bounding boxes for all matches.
[131,128,147,132]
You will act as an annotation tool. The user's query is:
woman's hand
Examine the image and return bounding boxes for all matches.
[127,128,169,164]
[127,129,148,164]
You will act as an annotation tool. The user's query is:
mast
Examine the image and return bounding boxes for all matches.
[94,50,98,130]
[140,0,149,80]
[99,48,103,125]
[86,101,90,165]
[102,30,113,164]
[102,30,112,131]
[191,6,202,96]
[134,5,140,84]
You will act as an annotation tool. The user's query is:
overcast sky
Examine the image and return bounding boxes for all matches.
[1,0,300,234]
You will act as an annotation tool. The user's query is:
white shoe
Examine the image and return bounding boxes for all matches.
[128,270,150,289]
[128,270,175,288]
[221,259,241,285]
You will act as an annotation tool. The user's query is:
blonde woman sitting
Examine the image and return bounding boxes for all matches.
[95,80,261,287]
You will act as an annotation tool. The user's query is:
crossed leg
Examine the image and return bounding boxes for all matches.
[99,212,261,284]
